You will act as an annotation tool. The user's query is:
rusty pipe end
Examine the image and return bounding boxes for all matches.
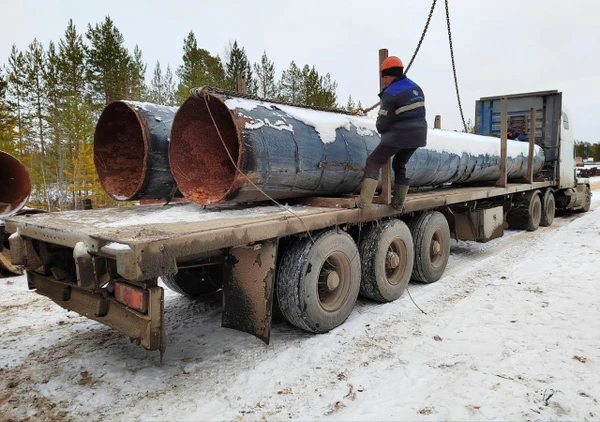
[0,151,31,217]
[94,101,148,201]
[169,94,240,205]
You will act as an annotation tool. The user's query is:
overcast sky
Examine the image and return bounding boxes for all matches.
[2,0,599,141]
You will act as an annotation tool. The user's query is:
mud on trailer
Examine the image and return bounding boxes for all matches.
[4,90,591,357]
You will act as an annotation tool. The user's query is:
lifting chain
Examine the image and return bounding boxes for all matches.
[360,0,438,115]
[405,0,438,74]
[445,0,468,132]
[362,0,469,134]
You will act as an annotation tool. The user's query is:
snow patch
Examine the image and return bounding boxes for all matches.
[102,242,132,252]
[226,97,378,144]
[124,100,179,114]
[98,203,308,228]
[225,98,260,111]
[244,117,294,132]
[72,241,88,259]
[427,129,538,159]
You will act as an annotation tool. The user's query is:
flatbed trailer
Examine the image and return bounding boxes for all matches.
[3,90,592,357]
[4,179,588,354]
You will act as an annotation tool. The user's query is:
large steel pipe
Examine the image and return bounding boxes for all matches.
[407,130,545,185]
[170,91,545,206]
[0,151,31,217]
[94,101,179,201]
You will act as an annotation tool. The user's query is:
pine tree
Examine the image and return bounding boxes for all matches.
[301,65,321,106]
[176,31,203,103]
[58,19,94,209]
[149,61,164,104]
[163,65,176,106]
[24,38,51,210]
[345,95,356,111]
[128,45,146,101]
[224,40,255,94]
[6,45,28,158]
[315,72,338,108]
[279,61,302,103]
[176,32,226,103]
[197,48,225,88]
[58,19,86,103]
[0,73,18,156]
[45,41,66,209]
[253,51,277,99]
[86,15,131,106]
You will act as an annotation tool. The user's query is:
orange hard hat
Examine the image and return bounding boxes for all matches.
[380,56,404,72]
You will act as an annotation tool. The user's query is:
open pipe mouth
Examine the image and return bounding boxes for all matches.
[169,95,240,205]
[94,102,147,200]
[0,151,31,217]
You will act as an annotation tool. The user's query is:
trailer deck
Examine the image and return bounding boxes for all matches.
[5,181,552,281]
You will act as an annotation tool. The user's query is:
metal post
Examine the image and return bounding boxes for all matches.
[525,107,536,183]
[377,48,392,204]
[434,115,441,129]
[496,97,508,187]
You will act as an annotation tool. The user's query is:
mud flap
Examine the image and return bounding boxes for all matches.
[0,247,22,275]
[222,239,277,344]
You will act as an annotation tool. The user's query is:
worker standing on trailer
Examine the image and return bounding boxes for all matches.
[358,56,427,210]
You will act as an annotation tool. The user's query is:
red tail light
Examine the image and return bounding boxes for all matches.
[115,282,148,313]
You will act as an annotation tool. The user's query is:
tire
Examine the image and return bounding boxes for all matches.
[409,211,451,283]
[358,219,414,302]
[526,193,542,231]
[577,186,592,213]
[507,192,542,231]
[276,230,361,333]
[160,266,223,298]
[540,190,555,227]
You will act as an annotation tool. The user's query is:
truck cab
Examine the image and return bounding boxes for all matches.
[475,90,590,211]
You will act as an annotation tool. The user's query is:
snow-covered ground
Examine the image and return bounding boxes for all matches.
[1,179,600,421]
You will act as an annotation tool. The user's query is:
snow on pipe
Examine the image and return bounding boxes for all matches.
[169,91,545,206]
[94,101,180,201]
[0,151,31,217]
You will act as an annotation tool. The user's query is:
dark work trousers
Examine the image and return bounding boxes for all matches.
[363,145,417,185]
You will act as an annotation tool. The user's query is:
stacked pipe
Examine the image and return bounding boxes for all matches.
[93,101,180,201]
[93,90,545,206]
[0,151,31,218]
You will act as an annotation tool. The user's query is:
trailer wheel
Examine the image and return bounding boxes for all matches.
[577,186,592,213]
[527,193,542,231]
[540,190,555,227]
[277,230,361,333]
[160,266,222,297]
[409,211,450,283]
[507,192,542,231]
[358,219,414,302]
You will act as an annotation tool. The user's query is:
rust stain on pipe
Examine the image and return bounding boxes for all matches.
[169,96,240,205]
[0,151,31,217]
[94,102,146,200]
[94,101,179,201]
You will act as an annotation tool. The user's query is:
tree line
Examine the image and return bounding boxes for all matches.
[575,141,600,162]
[0,16,352,211]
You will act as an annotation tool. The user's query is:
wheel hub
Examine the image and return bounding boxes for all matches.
[386,251,400,269]
[326,271,340,291]
[431,240,441,256]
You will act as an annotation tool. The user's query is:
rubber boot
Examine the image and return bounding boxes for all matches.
[357,178,378,209]
[392,184,410,211]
